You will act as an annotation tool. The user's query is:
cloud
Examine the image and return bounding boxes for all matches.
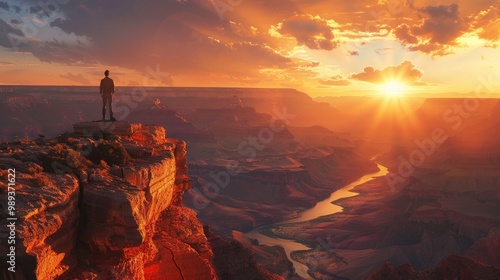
[12,5,21,13]
[0,60,13,65]
[393,4,466,55]
[38,0,299,82]
[472,6,500,42]
[479,19,500,41]
[0,18,23,49]
[276,14,339,50]
[29,5,48,15]
[0,1,9,11]
[320,75,351,86]
[60,72,91,85]
[391,3,500,55]
[351,61,423,85]
[5,0,499,88]
[375,48,392,55]
[27,40,92,64]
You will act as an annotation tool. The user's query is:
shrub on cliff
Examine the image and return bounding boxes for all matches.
[89,141,130,166]
[39,144,91,174]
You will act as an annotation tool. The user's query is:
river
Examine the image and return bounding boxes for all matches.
[245,164,388,279]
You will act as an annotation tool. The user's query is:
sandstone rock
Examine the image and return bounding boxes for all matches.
[123,143,154,158]
[131,125,166,145]
[80,178,149,252]
[467,227,500,265]
[1,122,280,280]
[0,173,80,280]
[87,169,107,182]
[78,169,88,183]
[73,121,142,138]
[80,151,176,253]
[232,231,300,279]
[206,227,284,280]
[72,124,201,279]
[144,206,217,280]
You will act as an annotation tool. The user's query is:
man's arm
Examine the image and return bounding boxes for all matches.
[111,79,115,94]
[99,80,103,96]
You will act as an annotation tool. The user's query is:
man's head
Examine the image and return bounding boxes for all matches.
[104,70,109,77]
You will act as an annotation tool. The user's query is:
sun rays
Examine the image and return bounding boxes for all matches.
[379,81,408,97]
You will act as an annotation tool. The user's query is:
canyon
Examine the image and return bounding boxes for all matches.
[0,121,283,279]
[1,86,499,279]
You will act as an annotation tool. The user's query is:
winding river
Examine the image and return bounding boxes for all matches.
[245,164,388,279]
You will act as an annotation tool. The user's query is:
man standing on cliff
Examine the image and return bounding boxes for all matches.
[100,70,116,121]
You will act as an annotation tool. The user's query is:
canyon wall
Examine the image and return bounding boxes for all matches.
[0,122,273,279]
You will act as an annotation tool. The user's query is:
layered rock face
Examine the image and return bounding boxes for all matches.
[0,122,217,280]
[0,167,79,280]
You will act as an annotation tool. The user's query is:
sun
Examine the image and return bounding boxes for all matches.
[380,81,408,96]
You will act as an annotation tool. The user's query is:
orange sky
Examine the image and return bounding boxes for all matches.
[0,0,499,97]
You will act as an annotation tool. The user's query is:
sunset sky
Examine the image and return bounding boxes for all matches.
[0,0,499,96]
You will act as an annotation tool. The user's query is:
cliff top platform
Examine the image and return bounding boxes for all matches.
[73,121,166,145]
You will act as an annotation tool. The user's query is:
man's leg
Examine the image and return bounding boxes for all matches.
[108,95,115,121]
[102,95,107,120]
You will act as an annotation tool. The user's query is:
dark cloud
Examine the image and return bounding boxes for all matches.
[0,60,13,65]
[393,24,418,44]
[277,14,339,50]
[415,4,463,44]
[0,18,24,49]
[28,3,58,17]
[42,0,297,80]
[389,2,500,55]
[60,72,91,85]
[34,41,91,64]
[320,75,351,86]
[351,61,423,85]
[0,1,9,11]
[29,6,43,14]
[393,4,465,55]
[13,5,21,13]
[5,0,498,88]
[0,13,92,65]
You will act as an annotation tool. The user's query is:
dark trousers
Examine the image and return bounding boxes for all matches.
[102,94,113,119]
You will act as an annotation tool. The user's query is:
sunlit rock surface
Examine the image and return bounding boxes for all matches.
[0,122,218,280]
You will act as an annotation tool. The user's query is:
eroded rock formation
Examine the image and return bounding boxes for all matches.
[0,122,219,279]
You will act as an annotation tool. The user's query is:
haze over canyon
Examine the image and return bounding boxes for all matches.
[0,86,499,279]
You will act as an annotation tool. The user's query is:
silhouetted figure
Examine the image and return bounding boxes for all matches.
[100,70,116,121]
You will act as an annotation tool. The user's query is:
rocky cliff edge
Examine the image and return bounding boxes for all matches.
[0,121,216,280]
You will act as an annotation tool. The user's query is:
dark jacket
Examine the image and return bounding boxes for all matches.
[100,77,115,95]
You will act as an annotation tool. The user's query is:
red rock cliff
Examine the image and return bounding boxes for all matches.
[0,122,216,280]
